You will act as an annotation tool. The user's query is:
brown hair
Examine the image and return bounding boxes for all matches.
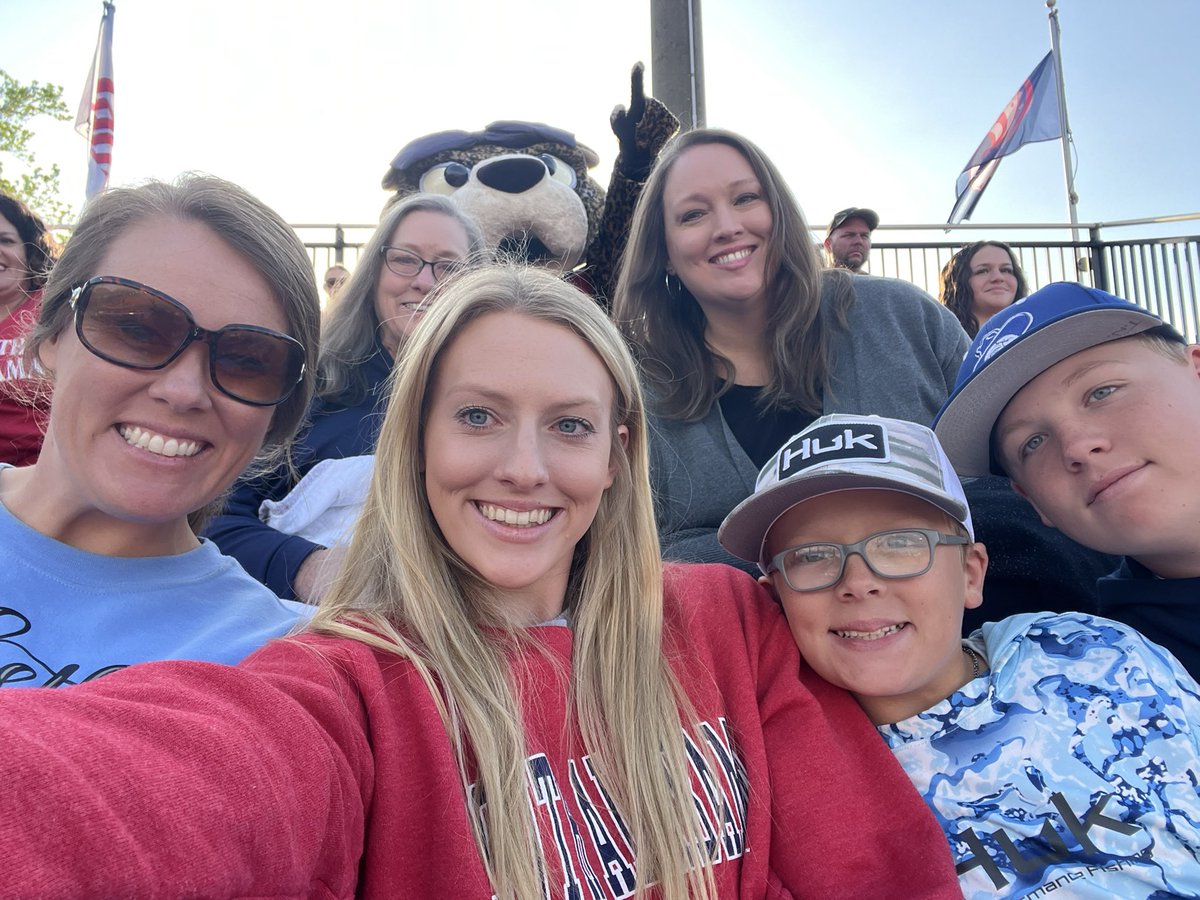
[0,192,56,294]
[939,241,1029,337]
[612,128,853,421]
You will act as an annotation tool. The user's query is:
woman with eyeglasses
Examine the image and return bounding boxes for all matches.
[0,264,959,897]
[0,175,319,687]
[0,192,56,466]
[206,194,485,604]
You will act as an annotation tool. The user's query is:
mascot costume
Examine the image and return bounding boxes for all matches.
[252,68,679,557]
[380,64,677,307]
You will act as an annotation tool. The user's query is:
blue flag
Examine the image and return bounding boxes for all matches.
[948,52,1062,224]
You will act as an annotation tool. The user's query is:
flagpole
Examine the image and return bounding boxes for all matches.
[1046,0,1079,244]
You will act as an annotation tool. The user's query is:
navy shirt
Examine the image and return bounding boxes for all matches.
[1098,556,1200,680]
[204,348,392,599]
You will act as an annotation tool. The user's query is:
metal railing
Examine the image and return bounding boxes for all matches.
[298,213,1200,341]
[294,223,377,275]
[863,215,1200,341]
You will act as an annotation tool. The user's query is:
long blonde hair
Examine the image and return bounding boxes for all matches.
[311,264,716,899]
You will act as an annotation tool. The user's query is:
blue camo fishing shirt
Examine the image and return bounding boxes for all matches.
[880,612,1200,899]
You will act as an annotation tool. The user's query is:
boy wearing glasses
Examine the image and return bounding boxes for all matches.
[719,414,1200,898]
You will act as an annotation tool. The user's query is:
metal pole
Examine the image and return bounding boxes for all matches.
[334,225,345,264]
[1088,224,1107,292]
[1047,0,1080,244]
[650,0,706,129]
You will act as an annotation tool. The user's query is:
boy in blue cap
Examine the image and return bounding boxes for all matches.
[933,282,1200,677]
[719,412,1200,898]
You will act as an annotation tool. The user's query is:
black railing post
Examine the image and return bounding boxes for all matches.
[334,225,345,265]
[1088,224,1107,293]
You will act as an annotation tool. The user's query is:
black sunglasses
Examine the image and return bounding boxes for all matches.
[69,276,306,407]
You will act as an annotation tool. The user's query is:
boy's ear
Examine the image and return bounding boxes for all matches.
[1010,479,1057,530]
[1187,344,1200,380]
[963,542,988,611]
[757,573,782,602]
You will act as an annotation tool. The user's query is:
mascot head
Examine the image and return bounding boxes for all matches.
[382,121,605,272]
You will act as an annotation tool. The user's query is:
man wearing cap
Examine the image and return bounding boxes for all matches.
[718,413,1200,898]
[823,207,878,272]
[933,281,1200,679]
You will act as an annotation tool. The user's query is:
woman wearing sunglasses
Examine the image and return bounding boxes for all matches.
[0,175,319,687]
[205,193,485,603]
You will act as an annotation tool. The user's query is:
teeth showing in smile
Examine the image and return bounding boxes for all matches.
[118,425,201,458]
[477,503,553,527]
[712,248,752,265]
[833,623,905,641]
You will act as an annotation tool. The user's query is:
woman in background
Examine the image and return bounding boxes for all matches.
[0,193,56,466]
[205,193,485,603]
[938,240,1028,337]
[0,175,318,685]
[613,128,968,573]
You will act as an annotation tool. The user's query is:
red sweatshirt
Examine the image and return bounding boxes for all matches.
[0,563,957,898]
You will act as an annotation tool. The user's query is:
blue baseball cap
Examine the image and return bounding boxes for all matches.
[932,282,1183,477]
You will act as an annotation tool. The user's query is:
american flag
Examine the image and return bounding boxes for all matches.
[76,2,116,201]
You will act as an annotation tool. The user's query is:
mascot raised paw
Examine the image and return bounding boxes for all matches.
[381,63,678,307]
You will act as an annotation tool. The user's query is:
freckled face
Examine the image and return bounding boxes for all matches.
[422,311,627,622]
[661,142,774,315]
[373,211,472,355]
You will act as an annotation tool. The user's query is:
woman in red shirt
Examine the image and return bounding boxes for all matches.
[0,192,55,465]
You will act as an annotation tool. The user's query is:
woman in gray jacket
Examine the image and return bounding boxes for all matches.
[612,128,968,573]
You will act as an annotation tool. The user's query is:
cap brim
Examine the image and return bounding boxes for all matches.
[718,471,968,569]
[935,308,1165,476]
[826,209,879,235]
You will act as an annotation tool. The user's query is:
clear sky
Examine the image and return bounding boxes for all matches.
[4,0,1199,240]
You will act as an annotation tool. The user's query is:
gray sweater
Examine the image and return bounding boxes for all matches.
[647,275,969,572]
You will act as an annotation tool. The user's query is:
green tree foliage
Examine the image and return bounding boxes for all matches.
[0,68,74,225]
